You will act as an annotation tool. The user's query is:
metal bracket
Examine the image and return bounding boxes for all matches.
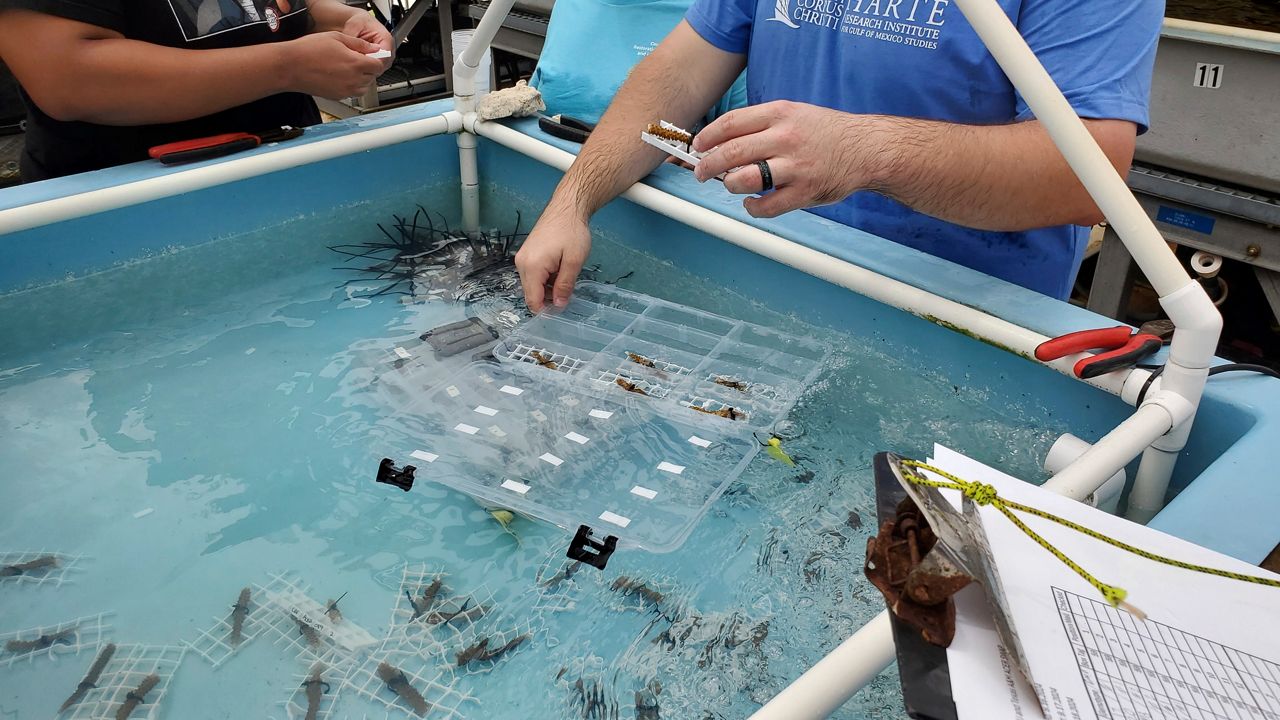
[376,458,416,492]
[567,525,617,570]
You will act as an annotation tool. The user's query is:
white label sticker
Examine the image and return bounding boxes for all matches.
[500,385,524,396]
[474,405,498,416]
[565,432,590,445]
[501,479,531,495]
[394,346,412,360]
[454,423,479,435]
[631,486,657,500]
[539,453,564,467]
[657,461,685,475]
[446,386,461,398]
[410,450,439,463]
[589,409,613,419]
[531,410,548,422]
[1193,62,1224,89]
[599,511,631,528]
[688,435,712,448]
[133,508,155,519]
[488,425,507,438]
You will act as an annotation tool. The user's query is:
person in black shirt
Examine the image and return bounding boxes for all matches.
[0,0,394,181]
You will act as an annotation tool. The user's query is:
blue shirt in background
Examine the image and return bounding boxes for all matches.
[531,0,749,125]
[686,0,1163,299]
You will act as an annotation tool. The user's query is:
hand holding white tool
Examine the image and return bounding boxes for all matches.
[640,121,730,180]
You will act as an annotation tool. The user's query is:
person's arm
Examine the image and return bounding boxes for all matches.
[515,20,745,312]
[309,0,367,31]
[0,8,386,125]
[691,103,1136,231]
[309,0,393,64]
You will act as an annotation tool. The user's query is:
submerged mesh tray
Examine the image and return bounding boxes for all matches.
[379,360,758,553]
[381,284,829,555]
[494,282,831,431]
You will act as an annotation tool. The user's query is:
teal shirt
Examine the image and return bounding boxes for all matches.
[530,0,748,125]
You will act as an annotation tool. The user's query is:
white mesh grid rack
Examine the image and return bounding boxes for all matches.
[63,644,185,720]
[498,343,588,374]
[432,609,541,676]
[385,564,453,640]
[0,612,112,667]
[592,370,675,399]
[185,587,263,668]
[341,645,478,719]
[0,551,84,587]
[277,659,353,720]
[532,556,588,618]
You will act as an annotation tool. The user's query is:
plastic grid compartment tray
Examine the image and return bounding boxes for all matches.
[495,282,831,430]
[494,315,614,376]
[377,361,759,553]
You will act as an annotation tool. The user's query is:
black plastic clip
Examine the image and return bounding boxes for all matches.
[567,525,617,570]
[376,458,416,492]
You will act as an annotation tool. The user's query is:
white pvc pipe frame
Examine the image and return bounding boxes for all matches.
[452,0,519,235]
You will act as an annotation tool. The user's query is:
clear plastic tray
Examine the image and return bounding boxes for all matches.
[377,361,758,553]
[494,282,831,432]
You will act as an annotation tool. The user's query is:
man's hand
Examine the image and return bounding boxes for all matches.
[692,101,888,219]
[284,32,386,99]
[515,206,593,313]
[690,100,1138,231]
[342,11,395,71]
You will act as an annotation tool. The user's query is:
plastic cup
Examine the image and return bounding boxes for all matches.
[451,30,492,97]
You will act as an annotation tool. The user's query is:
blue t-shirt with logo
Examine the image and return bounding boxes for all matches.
[531,0,749,126]
[685,0,1163,298]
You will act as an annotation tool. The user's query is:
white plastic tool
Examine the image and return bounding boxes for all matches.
[366,49,393,60]
[639,121,705,167]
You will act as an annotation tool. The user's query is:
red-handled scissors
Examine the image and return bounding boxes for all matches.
[1034,326,1163,379]
[148,126,304,165]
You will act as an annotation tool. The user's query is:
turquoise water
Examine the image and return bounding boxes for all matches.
[0,191,1067,719]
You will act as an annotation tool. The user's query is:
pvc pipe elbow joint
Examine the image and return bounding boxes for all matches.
[1140,389,1197,449]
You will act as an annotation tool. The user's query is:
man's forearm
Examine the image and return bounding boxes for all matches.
[548,22,744,221]
[865,116,1134,231]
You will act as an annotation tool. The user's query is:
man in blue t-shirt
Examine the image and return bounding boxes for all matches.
[514,0,1163,309]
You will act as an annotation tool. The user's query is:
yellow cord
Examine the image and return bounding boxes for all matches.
[898,459,1280,618]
